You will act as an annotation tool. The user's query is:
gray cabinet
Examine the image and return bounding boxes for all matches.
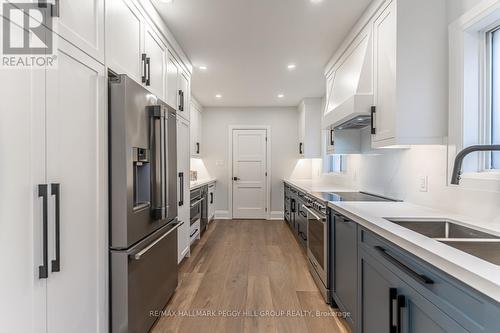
[333,214,358,330]
[360,227,500,333]
[360,247,468,333]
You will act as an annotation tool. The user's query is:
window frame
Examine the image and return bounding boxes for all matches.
[486,26,500,170]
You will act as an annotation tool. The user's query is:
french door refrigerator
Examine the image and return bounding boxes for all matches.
[108,74,181,333]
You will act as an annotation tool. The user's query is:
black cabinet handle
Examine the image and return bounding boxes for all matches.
[179,90,184,111]
[51,0,60,17]
[38,0,47,8]
[38,184,48,279]
[178,172,184,206]
[210,192,213,204]
[389,288,398,333]
[330,129,335,146]
[146,57,151,86]
[371,106,376,135]
[291,199,296,212]
[233,176,240,181]
[196,142,200,154]
[299,142,303,155]
[397,295,406,333]
[190,229,199,238]
[375,246,434,285]
[51,183,61,272]
[141,53,147,84]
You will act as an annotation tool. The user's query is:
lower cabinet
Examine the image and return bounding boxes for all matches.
[360,248,468,333]
[333,214,358,331]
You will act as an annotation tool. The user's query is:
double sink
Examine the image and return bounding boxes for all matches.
[386,218,500,266]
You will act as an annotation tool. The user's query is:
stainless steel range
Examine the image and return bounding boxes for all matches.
[108,74,182,333]
[306,191,397,304]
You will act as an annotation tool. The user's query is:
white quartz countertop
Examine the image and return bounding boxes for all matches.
[190,178,216,190]
[284,179,500,301]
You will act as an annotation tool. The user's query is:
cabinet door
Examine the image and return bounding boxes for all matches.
[177,117,190,262]
[56,0,104,62]
[144,26,166,99]
[106,0,143,82]
[0,62,47,333]
[334,215,358,329]
[178,72,190,121]
[45,39,107,333]
[190,105,200,157]
[166,54,179,109]
[360,249,396,333]
[373,0,396,143]
[298,104,305,156]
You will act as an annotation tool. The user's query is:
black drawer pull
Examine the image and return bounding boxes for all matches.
[375,246,434,285]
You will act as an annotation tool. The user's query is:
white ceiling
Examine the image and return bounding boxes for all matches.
[152,0,372,107]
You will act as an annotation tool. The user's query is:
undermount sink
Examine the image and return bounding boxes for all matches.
[386,218,500,265]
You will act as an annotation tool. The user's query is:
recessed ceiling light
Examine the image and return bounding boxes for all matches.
[215,94,222,99]
[310,0,323,3]
[159,0,173,3]
[287,64,296,70]
[198,65,207,70]
[277,94,285,98]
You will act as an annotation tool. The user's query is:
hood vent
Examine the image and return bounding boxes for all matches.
[323,29,373,130]
[335,115,371,130]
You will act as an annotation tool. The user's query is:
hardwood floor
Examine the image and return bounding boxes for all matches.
[151,220,351,333]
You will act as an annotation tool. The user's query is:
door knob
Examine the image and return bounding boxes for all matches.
[233,177,240,181]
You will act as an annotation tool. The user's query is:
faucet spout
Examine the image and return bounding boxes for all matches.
[450,145,500,185]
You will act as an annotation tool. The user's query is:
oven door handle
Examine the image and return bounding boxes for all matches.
[130,222,183,260]
[302,205,323,222]
[190,198,204,208]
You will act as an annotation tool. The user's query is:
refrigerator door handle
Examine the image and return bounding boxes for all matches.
[149,105,167,220]
[130,221,182,260]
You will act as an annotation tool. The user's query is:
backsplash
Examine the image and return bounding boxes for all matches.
[307,138,500,224]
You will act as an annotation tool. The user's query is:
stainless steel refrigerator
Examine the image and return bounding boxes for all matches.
[108,74,181,333]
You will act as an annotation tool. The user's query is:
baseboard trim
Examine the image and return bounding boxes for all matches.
[215,210,230,219]
[269,211,284,220]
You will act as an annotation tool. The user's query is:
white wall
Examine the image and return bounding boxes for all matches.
[201,107,307,218]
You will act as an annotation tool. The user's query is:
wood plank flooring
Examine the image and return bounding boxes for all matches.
[151,220,351,333]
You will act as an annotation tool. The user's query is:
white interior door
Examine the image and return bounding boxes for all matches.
[232,129,267,219]
[45,39,107,333]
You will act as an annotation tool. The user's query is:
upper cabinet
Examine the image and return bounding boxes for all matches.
[54,0,105,63]
[144,25,167,99]
[298,98,322,158]
[106,0,191,104]
[190,98,203,157]
[106,0,144,82]
[323,0,448,148]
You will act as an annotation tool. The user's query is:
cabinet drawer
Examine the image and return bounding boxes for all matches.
[360,228,495,332]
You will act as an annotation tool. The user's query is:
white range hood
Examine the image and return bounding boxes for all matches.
[323,28,373,130]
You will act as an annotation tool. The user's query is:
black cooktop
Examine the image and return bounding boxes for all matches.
[311,191,397,202]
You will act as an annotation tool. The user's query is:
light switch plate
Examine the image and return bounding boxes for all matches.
[418,175,428,192]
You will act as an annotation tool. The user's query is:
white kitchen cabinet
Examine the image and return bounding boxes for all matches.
[55,0,105,63]
[370,0,447,148]
[166,54,190,121]
[144,25,167,99]
[190,99,203,157]
[176,117,191,262]
[166,54,179,109]
[106,0,144,82]
[208,182,216,223]
[0,37,107,333]
[178,71,190,121]
[297,98,322,158]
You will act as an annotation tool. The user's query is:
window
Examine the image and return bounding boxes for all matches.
[490,27,500,169]
[326,155,345,173]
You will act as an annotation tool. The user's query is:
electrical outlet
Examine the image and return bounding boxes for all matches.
[418,175,428,192]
